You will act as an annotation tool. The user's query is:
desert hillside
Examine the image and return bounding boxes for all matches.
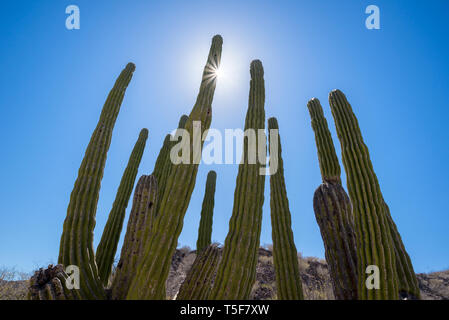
[167,247,448,300]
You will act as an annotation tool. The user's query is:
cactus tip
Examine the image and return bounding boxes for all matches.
[126,62,136,72]
[307,98,323,115]
[308,97,320,105]
[212,34,223,44]
[268,117,278,129]
[140,128,149,137]
[250,60,264,78]
[207,170,217,179]
[178,115,189,128]
[329,89,344,98]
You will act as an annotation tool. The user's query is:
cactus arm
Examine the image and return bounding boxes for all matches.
[209,60,266,300]
[267,117,304,300]
[58,63,136,299]
[329,89,396,299]
[328,89,420,299]
[127,35,222,300]
[307,98,341,184]
[152,115,188,216]
[95,128,148,285]
[196,171,217,252]
[110,175,158,300]
[176,244,221,300]
[307,98,358,299]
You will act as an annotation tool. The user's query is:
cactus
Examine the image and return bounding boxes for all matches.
[127,35,222,299]
[96,128,148,285]
[307,99,341,184]
[152,115,188,216]
[329,89,419,299]
[313,184,358,299]
[28,265,81,300]
[307,98,358,300]
[267,117,304,300]
[110,175,158,300]
[209,60,266,300]
[196,171,217,253]
[58,63,136,299]
[176,244,221,300]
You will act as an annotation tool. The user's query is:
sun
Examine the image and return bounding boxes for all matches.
[214,67,223,79]
[182,37,249,96]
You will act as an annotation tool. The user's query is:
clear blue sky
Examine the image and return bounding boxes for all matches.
[0,0,448,274]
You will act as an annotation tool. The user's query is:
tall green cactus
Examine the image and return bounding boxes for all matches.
[329,89,419,299]
[152,115,188,215]
[307,99,341,184]
[96,128,148,285]
[210,60,266,300]
[307,98,358,300]
[127,35,223,300]
[58,63,136,299]
[177,244,221,300]
[111,175,158,300]
[267,117,304,300]
[196,171,217,253]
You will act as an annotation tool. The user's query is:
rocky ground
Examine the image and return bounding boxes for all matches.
[1,248,448,300]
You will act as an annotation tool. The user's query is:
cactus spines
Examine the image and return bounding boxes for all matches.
[196,171,217,253]
[176,244,221,300]
[28,265,81,300]
[58,63,136,299]
[96,128,148,285]
[329,89,419,299]
[210,60,266,300]
[110,175,158,300]
[268,117,304,300]
[307,98,358,300]
[127,35,222,300]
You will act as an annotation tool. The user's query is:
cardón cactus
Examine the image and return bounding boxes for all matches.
[96,128,148,285]
[268,117,304,300]
[307,99,341,184]
[58,63,136,299]
[176,244,221,300]
[111,175,158,300]
[328,89,419,299]
[307,98,358,300]
[127,35,223,299]
[209,60,266,300]
[196,171,217,253]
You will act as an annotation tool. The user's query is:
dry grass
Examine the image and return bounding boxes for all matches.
[0,266,30,300]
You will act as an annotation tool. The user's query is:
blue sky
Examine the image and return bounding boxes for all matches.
[0,0,448,274]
